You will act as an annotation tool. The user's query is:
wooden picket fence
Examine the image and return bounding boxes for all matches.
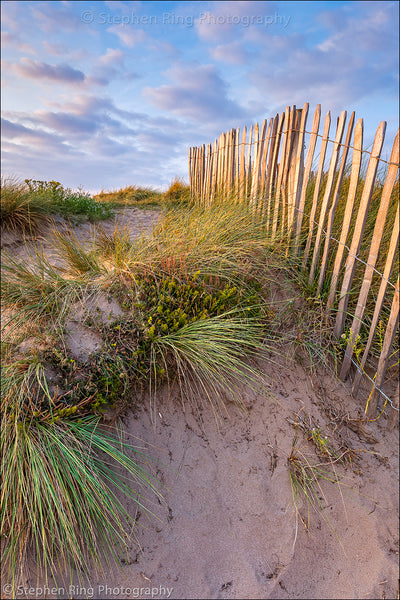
[189,103,399,427]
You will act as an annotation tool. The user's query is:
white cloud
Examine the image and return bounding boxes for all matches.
[107,24,148,47]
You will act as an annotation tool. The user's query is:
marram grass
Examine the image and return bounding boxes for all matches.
[1,358,162,590]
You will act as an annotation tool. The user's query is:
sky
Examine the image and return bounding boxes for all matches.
[1,0,399,193]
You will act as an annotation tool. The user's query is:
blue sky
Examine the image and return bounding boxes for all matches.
[1,0,398,192]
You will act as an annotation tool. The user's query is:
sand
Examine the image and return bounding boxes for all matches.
[1,208,399,600]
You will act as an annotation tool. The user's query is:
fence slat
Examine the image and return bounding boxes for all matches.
[217,133,224,195]
[239,126,247,200]
[334,121,387,341]
[245,125,253,200]
[317,111,355,292]
[327,118,364,310]
[280,106,297,238]
[266,114,284,234]
[352,200,400,392]
[302,111,331,267]
[366,277,399,416]
[226,129,233,195]
[211,139,218,202]
[288,103,309,244]
[252,119,268,211]
[309,110,347,284]
[250,122,260,206]
[272,108,290,238]
[294,104,321,250]
[340,130,399,381]
[189,147,193,193]
[235,127,240,199]
[282,109,303,238]
[193,147,197,199]
[387,382,399,430]
[260,118,273,196]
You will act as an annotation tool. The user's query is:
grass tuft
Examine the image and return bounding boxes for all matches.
[1,356,162,589]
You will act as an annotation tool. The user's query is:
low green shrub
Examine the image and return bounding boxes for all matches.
[25,179,113,221]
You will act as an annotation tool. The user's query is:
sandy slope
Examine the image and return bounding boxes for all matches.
[79,358,398,600]
[2,208,399,600]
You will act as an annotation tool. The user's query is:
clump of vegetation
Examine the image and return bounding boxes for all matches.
[287,425,350,552]
[163,177,190,205]
[1,177,113,234]
[93,178,191,209]
[0,176,54,233]
[94,185,163,208]
[25,179,114,221]
[1,354,161,588]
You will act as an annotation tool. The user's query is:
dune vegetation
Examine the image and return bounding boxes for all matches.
[1,173,397,593]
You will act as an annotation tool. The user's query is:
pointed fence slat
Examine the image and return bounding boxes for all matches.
[352,200,400,393]
[294,104,321,250]
[327,118,364,310]
[251,119,268,210]
[272,107,290,238]
[245,125,253,200]
[217,133,224,194]
[335,121,387,341]
[288,103,309,243]
[317,111,355,292]
[302,111,331,267]
[266,113,284,234]
[250,122,260,206]
[285,107,301,239]
[211,139,218,202]
[239,126,247,199]
[341,130,399,380]
[235,127,240,199]
[280,106,297,239]
[226,129,233,195]
[260,118,273,197]
[309,110,347,284]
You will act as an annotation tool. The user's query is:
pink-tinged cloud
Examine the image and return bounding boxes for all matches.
[14,59,85,83]
[107,25,148,48]
[99,48,125,66]
[196,0,276,43]
[144,63,247,123]
[31,4,82,33]
[1,118,73,155]
[210,41,249,65]
[1,31,36,55]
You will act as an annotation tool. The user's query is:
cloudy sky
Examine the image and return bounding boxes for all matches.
[1,0,398,193]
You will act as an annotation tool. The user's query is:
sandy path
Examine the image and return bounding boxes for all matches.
[76,357,398,600]
[2,208,398,600]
